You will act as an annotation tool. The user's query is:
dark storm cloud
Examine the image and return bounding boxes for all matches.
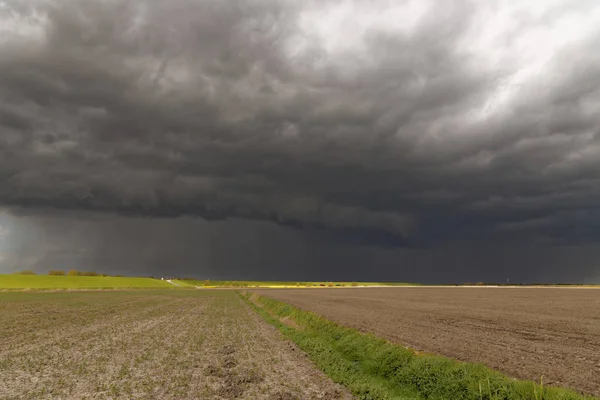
[1,0,600,249]
[2,209,598,283]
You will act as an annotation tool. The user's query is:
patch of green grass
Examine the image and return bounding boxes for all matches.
[0,274,174,289]
[240,292,597,400]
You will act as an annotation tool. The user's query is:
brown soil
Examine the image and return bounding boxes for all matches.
[255,287,600,397]
[0,290,353,399]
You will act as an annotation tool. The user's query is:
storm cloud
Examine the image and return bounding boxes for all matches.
[1,0,600,281]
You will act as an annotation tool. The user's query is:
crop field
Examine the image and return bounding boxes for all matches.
[0,275,174,289]
[254,287,600,397]
[3,286,597,400]
[0,290,352,399]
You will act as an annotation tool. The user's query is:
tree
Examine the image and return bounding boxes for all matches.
[67,270,81,276]
[16,270,36,275]
[48,270,65,276]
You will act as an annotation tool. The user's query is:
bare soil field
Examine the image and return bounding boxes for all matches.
[0,290,353,400]
[255,287,600,397]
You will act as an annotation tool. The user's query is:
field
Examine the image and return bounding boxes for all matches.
[3,284,597,400]
[0,275,174,289]
[0,290,352,399]
[254,287,600,397]
[0,275,419,290]
[173,280,417,288]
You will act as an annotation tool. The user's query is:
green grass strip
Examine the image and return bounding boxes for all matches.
[0,275,174,289]
[239,292,597,400]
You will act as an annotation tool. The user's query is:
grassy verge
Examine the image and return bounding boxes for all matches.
[0,274,174,289]
[240,291,597,400]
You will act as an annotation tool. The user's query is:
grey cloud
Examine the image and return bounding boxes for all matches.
[1,0,600,250]
[1,209,598,283]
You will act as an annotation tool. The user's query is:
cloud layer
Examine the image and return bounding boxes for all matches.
[1,0,600,249]
[2,209,599,283]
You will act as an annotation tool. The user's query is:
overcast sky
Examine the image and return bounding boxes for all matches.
[1,0,600,283]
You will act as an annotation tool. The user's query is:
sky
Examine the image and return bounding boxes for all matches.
[1,0,600,283]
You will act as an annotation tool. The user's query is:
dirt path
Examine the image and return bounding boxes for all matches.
[0,290,353,399]
[255,287,600,397]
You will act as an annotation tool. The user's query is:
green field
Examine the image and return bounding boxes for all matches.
[0,274,173,289]
[3,275,596,290]
[1,275,418,290]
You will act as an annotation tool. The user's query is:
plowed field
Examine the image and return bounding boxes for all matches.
[0,290,353,400]
[255,287,600,397]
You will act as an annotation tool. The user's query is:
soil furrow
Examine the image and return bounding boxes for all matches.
[255,287,600,397]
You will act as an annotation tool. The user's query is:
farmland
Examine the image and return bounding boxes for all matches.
[254,287,600,397]
[172,280,418,288]
[0,275,174,289]
[0,290,351,399]
[0,275,419,290]
[2,284,598,400]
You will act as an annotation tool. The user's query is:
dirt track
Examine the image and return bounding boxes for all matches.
[255,287,600,397]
